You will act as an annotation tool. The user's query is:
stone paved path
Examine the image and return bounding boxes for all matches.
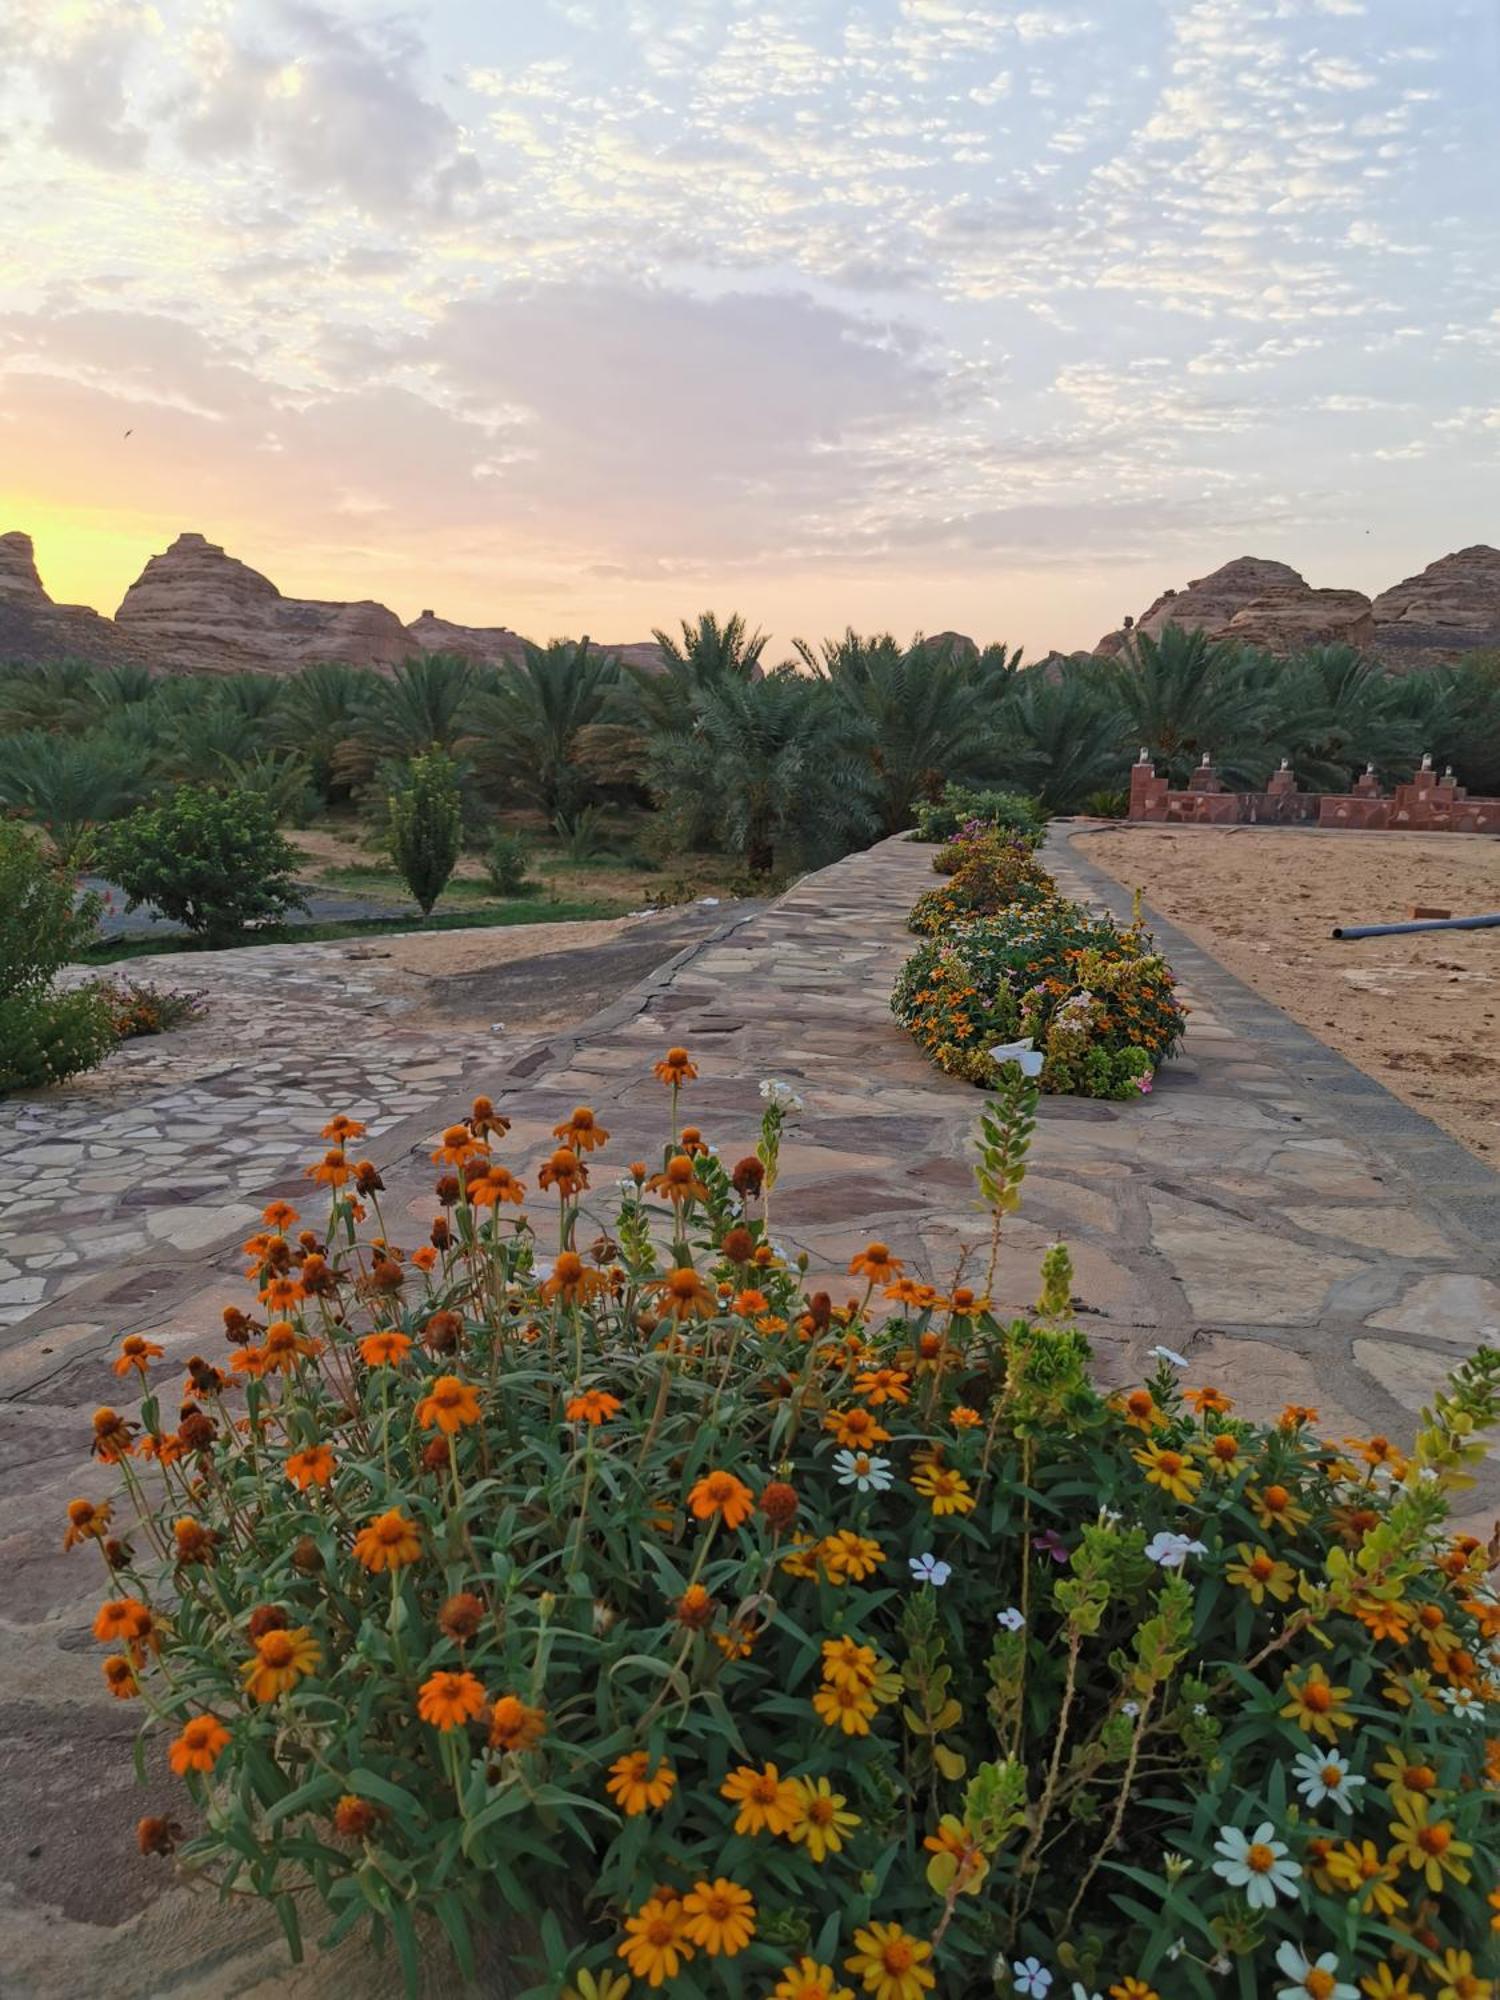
[2,832,1497,1998]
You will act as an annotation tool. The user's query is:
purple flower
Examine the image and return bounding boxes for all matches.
[1136,1073,1154,1095]
[1033,1528,1068,1564]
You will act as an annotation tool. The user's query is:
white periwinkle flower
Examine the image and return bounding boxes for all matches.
[1011,1961,1052,1998]
[909,1553,952,1586]
[996,1606,1026,1632]
[1144,1530,1206,1569]
[1147,1344,1189,1369]
[989,1039,1045,1077]
[759,1078,804,1110]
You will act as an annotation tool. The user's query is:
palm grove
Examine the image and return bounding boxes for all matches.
[3,614,1499,890]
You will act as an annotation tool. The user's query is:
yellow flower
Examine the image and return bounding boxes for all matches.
[1431,1951,1490,2000]
[773,1958,855,2000]
[1225,1543,1296,1605]
[1250,1481,1311,1535]
[1372,1744,1440,1806]
[719,1762,803,1837]
[788,1776,860,1863]
[1133,1441,1202,1503]
[1358,1972,1417,2000]
[562,1971,632,2000]
[1386,1790,1473,1891]
[680,1877,755,1957]
[1324,1839,1406,1917]
[818,1530,886,1583]
[618,1894,692,1987]
[240,1625,321,1704]
[605,1751,676,1816]
[909,1462,975,1516]
[844,1922,935,2000]
[821,1635,880,1692]
[813,1681,879,1735]
[1279,1663,1354,1741]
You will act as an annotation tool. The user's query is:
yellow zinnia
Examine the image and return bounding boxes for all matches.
[788,1776,860,1862]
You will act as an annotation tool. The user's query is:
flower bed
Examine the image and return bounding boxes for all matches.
[75,1060,1498,1999]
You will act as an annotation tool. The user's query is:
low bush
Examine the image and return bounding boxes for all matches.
[1083,788,1131,820]
[483,831,542,899]
[76,1061,1499,1998]
[912,785,1047,847]
[909,834,1057,936]
[99,978,207,1039]
[0,821,117,1093]
[95,786,307,946]
[893,900,1186,1097]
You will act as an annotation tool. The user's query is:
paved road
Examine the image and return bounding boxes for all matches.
[78,874,410,938]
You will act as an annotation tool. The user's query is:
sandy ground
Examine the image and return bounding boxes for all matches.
[1078,826,1500,1162]
[347,915,632,977]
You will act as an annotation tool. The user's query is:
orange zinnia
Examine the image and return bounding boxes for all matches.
[688,1469,755,1529]
[554,1105,610,1152]
[606,1750,677,1814]
[112,1334,163,1377]
[359,1330,412,1367]
[653,1046,698,1086]
[284,1444,335,1490]
[169,1714,231,1775]
[489,1694,548,1751]
[307,1148,352,1187]
[321,1114,366,1142]
[352,1507,421,1572]
[467,1164,526,1208]
[417,1670,487,1731]
[541,1251,605,1306]
[241,1626,321,1703]
[565,1389,623,1425]
[415,1375,482,1434]
[432,1124,485,1168]
[848,1242,903,1282]
[261,1199,299,1229]
[652,1266,716,1321]
[648,1155,709,1204]
[93,1597,151,1645]
[103,1654,139,1698]
[63,1497,112,1548]
[823,1406,891,1449]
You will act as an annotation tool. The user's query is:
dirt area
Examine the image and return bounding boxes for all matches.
[1079,826,1500,1162]
[353,916,632,978]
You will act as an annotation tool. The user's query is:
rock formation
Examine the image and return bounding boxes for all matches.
[404,610,528,666]
[1370,545,1500,672]
[114,533,414,676]
[0,531,148,670]
[1096,558,1375,658]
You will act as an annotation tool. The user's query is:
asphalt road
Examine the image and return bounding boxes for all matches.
[77,875,410,940]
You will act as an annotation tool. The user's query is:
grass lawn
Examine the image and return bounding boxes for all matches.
[84,898,617,964]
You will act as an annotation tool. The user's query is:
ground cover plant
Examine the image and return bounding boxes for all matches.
[0,820,117,1093]
[894,838,1187,1099]
[73,1058,1497,1998]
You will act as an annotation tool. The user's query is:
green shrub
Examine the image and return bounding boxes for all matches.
[388,754,462,916]
[912,784,1047,846]
[0,822,117,1092]
[99,978,206,1038]
[1083,788,1131,820]
[893,901,1186,1097]
[483,830,541,898]
[80,1062,1500,1997]
[95,786,307,946]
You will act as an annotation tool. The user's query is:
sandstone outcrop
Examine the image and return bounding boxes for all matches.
[1096,558,1374,658]
[1370,545,1500,672]
[0,531,148,670]
[404,609,528,667]
[114,533,414,676]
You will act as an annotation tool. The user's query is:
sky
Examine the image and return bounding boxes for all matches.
[1,0,1496,658]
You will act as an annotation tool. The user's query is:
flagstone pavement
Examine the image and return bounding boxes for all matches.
[2,829,1497,1997]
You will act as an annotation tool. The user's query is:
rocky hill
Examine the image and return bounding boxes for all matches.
[0,531,148,671]
[1097,547,1500,670]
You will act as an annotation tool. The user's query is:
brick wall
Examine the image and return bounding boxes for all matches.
[1127,759,1500,832]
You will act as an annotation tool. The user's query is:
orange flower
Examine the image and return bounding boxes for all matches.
[565,1389,623,1425]
[606,1750,677,1814]
[681,1878,755,1957]
[824,1406,891,1449]
[760,1480,799,1529]
[321,1114,366,1142]
[284,1444,335,1490]
[103,1654,139,1698]
[541,1251,606,1306]
[488,1694,548,1751]
[951,1405,982,1429]
[652,1266,716,1321]
[653,1046,698,1086]
[415,1375,482,1434]
[721,1762,804,1836]
[91,1406,136,1462]
[352,1507,421,1572]
[93,1597,151,1645]
[619,1892,693,1986]
[112,1334,163,1377]
[242,1626,321,1703]
[466,1163,527,1208]
[358,1330,412,1367]
[1184,1385,1232,1415]
[648,1155,709,1204]
[1279,1403,1318,1430]
[63,1497,112,1549]
[848,1242,903,1282]
[538,1147,588,1196]
[261,1199,299,1229]
[688,1469,755,1528]
[307,1148,352,1187]
[852,1366,910,1406]
[169,1714,230,1776]
[1118,1387,1163,1431]
[259,1275,305,1312]
[555,1105,610,1152]
[432,1123,485,1168]
[417,1670,487,1731]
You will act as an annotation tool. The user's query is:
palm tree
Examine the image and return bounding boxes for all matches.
[360,654,490,762]
[1272,646,1422,789]
[991,663,1132,812]
[652,611,769,683]
[271,661,379,804]
[469,638,622,818]
[0,660,110,735]
[0,729,146,864]
[796,630,1012,834]
[644,669,875,875]
[1108,625,1272,784]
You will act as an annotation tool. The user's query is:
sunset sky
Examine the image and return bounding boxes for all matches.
[2,0,1495,657]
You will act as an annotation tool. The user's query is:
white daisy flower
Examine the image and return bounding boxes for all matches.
[832,1448,893,1493]
[1210,1822,1300,1909]
[1292,1749,1365,1811]
[1274,1942,1358,2000]
[1440,1684,1484,1720]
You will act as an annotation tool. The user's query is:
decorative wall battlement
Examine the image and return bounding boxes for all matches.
[1127,754,1500,832]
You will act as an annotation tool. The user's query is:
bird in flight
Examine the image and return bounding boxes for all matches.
[123,428,133,438]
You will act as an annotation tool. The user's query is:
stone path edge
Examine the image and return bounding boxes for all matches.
[1060,825,1500,1257]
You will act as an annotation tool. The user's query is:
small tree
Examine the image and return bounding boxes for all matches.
[94,785,307,946]
[388,752,462,916]
[0,823,117,1093]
